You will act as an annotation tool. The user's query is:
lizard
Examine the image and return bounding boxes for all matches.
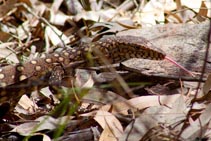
[0,35,192,110]
[0,36,165,87]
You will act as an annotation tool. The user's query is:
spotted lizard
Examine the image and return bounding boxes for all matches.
[0,35,167,109]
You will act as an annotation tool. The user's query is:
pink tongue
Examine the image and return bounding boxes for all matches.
[164,56,195,77]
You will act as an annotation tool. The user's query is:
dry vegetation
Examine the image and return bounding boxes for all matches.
[0,0,210,141]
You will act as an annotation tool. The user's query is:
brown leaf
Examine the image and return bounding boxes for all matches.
[110,94,181,115]
[94,110,123,141]
[181,103,211,140]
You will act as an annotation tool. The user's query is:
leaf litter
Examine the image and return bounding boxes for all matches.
[0,0,210,140]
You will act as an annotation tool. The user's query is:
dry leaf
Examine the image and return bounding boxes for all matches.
[111,94,181,115]
[119,114,158,141]
[45,25,69,46]
[0,42,19,63]
[16,95,38,114]
[181,103,211,140]
[94,110,123,141]
[203,73,211,95]
[181,0,202,13]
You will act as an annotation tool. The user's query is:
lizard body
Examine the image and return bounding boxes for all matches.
[0,36,166,107]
